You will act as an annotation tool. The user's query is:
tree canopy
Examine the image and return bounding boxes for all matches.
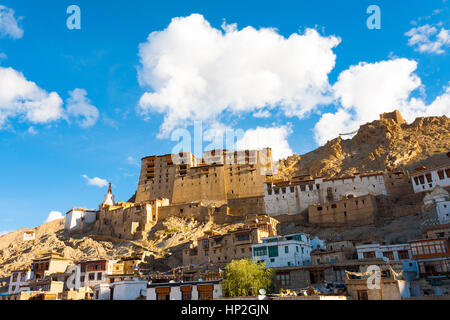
[221,259,274,297]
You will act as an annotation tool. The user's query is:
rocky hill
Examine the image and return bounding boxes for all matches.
[0,217,243,278]
[276,110,450,180]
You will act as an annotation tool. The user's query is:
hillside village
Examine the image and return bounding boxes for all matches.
[1,110,450,300]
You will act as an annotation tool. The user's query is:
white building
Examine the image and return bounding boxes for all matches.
[65,208,97,234]
[356,243,412,261]
[93,283,111,300]
[147,281,222,300]
[8,270,33,294]
[311,236,326,250]
[92,280,148,300]
[112,280,147,300]
[23,230,36,241]
[66,259,117,290]
[264,173,389,216]
[252,233,313,268]
[423,186,450,225]
[410,165,450,193]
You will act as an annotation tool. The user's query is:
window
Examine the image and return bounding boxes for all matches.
[156,287,170,300]
[437,170,445,180]
[276,272,290,287]
[309,270,324,284]
[198,285,214,300]
[382,251,394,260]
[285,246,289,253]
[237,234,250,242]
[89,273,95,281]
[181,286,192,300]
[363,251,376,259]
[398,250,409,260]
[268,246,279,258]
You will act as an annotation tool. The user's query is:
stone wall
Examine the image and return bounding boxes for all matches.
[94,200,168,240]
[346,278,402,300]
[308,194,378,226]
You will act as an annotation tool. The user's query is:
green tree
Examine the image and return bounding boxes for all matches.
[221,259,274,297]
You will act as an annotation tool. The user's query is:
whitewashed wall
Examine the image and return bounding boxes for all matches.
[264,174,388,217]
[113,281,147,300]
[411,167,450,193]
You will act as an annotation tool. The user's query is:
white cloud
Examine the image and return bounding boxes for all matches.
[0,230,11,236]
[127,156,139,166]
[0,68,99,130]
[66,88,99,128]
[138,14,340,137]
[0,67,64,127]
[236,125,293,160]
[82,174,108,187]
[405,24,450,54]
[253,109,271,118]
[314,58,450,145]
[0,5,23,39]
[27,126,37,135]
[45,211,63,223]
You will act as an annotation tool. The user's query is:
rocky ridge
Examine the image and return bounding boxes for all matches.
[276,111,450,180]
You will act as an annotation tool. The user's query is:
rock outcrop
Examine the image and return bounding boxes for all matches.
[0,217,242,278]
[276,111,450,180]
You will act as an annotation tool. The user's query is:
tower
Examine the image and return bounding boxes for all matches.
[102,182,115,207]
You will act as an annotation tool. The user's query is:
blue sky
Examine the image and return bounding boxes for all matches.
[0,0,449,233]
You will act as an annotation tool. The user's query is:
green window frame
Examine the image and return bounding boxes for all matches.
[268,246,279,258]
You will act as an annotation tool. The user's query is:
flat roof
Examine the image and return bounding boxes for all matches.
[65,208,97,214]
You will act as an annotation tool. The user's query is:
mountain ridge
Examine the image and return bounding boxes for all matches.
[276,110,450,180]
